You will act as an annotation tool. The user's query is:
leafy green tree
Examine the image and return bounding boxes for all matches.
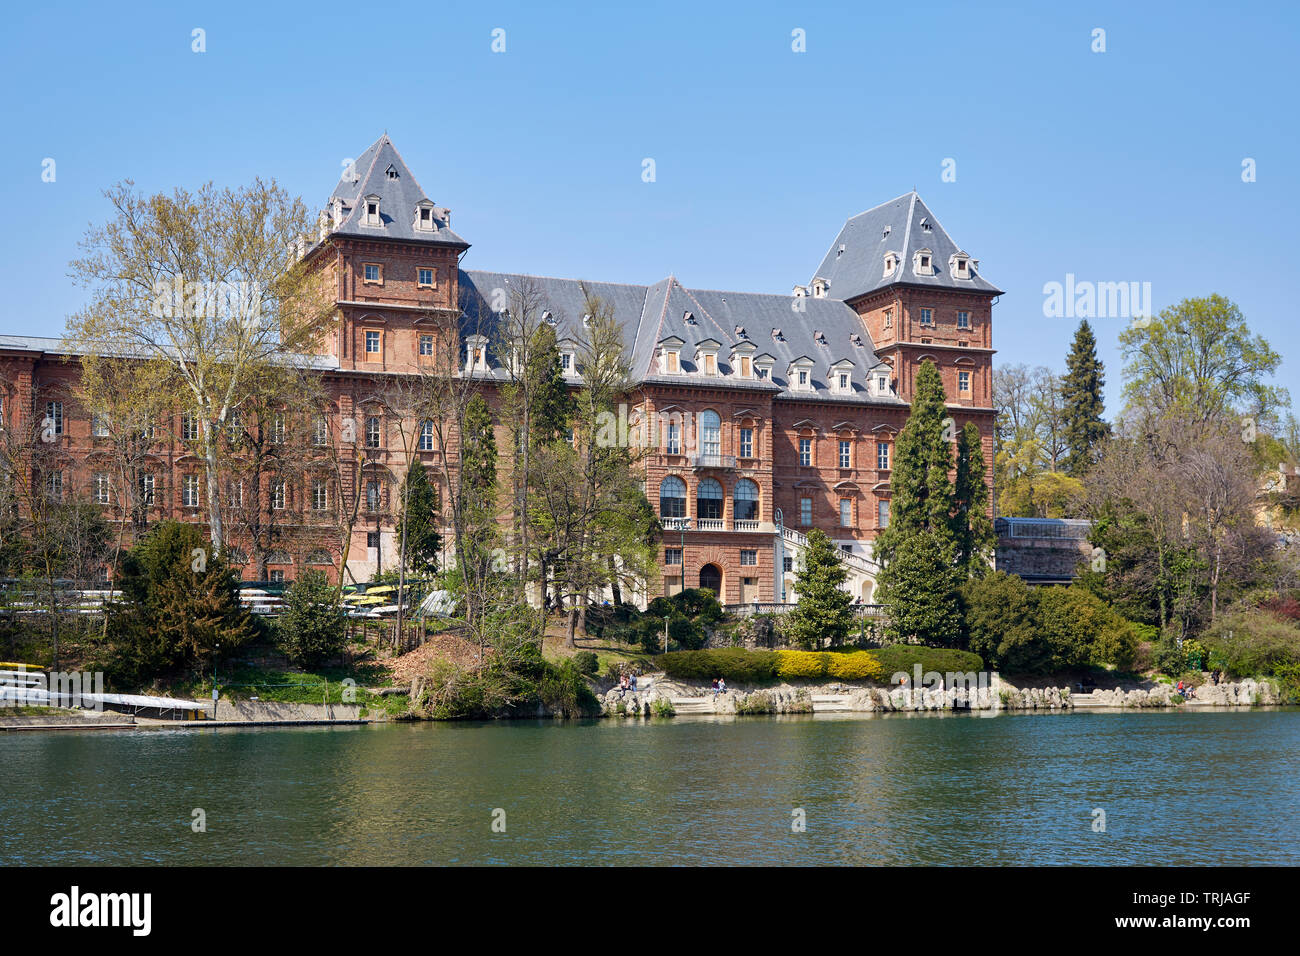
[880,528,964,647]
[278,569,346,666]
[399,457,441,575]
[458,393,500,632]
[1118,295,1287,427]
[1061,320,1110,475]
[785,529,854,649]
[962,571,1041,670]
[952,422,995,576]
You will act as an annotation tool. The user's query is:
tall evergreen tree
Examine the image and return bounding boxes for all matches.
[785,529,854,649]
[399,457,442,575]
[952,422,995,576]
[1062,320,1109,475]
[459,393,499,603]
[875,360,963,646]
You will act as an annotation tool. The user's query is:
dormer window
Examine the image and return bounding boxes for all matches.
[561,352,573,372]
[695,339,721,376]
[543,310,557,326]
[811,277,829,298]
[754,353,775,381]
[731,341,757,379]
[683,311,697,325]
[363,195,381,227]
[465,334,489,373]
[876,373,890,394]
[415,203,437,232]
[883,252,899,277]
[829,360,855,395]
[658,336,684,374]
[788,357,815,391]
[913,249,934,276]
[950,253,975,280]
[385,164,399,180]
[814,330,828,346]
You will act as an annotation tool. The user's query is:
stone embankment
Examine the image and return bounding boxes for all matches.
[596,674,1282,717]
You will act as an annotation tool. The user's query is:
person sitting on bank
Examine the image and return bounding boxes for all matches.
[718,677,727,695]
[711,678,719,697]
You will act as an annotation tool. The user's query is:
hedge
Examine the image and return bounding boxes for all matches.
[660,648,892,683]
[868,645,984,680]
[658,649,778,682]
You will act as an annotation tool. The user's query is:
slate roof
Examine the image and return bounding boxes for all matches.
[326,135,468,248]
[809,192,1001,303]
[458,270,902,404]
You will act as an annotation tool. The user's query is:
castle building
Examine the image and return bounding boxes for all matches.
[0,136,998,606]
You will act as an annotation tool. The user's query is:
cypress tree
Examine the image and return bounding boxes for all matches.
[460,393,499,581]
[399,457,442,575]
[1062,320,1109,475]
[952,421,995,576]
[875,360,963,646]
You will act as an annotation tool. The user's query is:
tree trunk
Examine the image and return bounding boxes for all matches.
[201,421,224,551]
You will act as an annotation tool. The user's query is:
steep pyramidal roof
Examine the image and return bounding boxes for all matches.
[810,192,1001,302]
[327,135,468,247]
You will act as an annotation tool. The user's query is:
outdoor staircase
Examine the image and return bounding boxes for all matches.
[669,697,719,715]
[810,694,853,712]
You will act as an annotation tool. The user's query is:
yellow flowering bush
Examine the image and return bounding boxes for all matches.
[775,650,831,680]
[826,651,886,682]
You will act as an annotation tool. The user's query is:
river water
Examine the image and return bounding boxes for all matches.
[3,710,1298,865]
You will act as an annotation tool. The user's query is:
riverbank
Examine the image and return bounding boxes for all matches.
[595,673,1282,717]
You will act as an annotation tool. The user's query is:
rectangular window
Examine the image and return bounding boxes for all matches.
[419,334,434,356]
[561,353,572,370]
[877,442,890,470]
[740,549,757,566]
[839,440,851,469]
[800,496,812,526]
[226,480,243,508]
[419,419,435,451]
[311,479,328,511]
[272,480,286,510]
[838,373,849,390]
[183,474,200,508]
[664,351,679,373]
[878,499,891,529]
[666,422,680,456]
[740,356,752,377]
[366,531,380,550]
[798,370,808,387]
[138,474,155,506]
[417,267,435,288]
[883,308,893,329]
[704,354,717,375]
[270,413,286,445]
[783,556,793,573]
[957,310,970,329]
[366,479,382,513]
[365,330,381,356]
[92,414,110,438]
[365,416,381,448]
[45,401,64,436]
[46,471,63,501]
[93,472,111,505]
[799,438,811,467]
[959,371,972,396]
[739,427,753,459]
[269,570,285,584]
[920,308,933,326]
[313,416,328,446]
[363,263,381,283]
[839,498,852,527]
[181,413,199,442]
[665,548,682,566]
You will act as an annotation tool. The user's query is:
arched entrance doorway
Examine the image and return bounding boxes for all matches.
[699,563,722,597]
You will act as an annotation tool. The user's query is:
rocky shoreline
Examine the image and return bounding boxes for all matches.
[596,673,1283,717]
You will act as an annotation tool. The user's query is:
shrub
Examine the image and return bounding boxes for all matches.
[650,697,675,717]
[278,570,347,667]
[826,651,886,682]
[775,650,831,680]
[571,651,599,676]
[1202,609,1300,686]
[868,645,984,681]
[962,571,1041,671]
[658,648,778,683]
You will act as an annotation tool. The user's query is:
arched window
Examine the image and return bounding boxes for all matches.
[699,410,721,458]
[733,478,759,521]
[660,475,686,518]
[697,477,723,520]
[306,549,333,565]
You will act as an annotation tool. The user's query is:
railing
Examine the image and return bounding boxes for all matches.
[691,454,737,470]
[662,517,691,532]
[725,602,888,619]
[732,519,760,531]
[780,527,879,574]
[696,518,724,531]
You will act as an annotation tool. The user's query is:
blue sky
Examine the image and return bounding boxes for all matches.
[3,0,1297,417]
